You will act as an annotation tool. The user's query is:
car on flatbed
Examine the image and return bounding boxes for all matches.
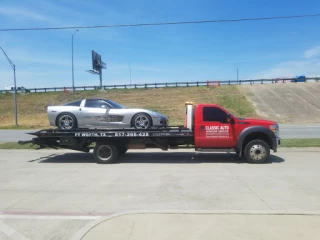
[47,98,168,130]
[27,102,280,164]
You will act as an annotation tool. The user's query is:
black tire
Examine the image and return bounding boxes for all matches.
[132,113,152,129]
[244,139,270,164]
[57,113,77,130]
[93,143,119,164]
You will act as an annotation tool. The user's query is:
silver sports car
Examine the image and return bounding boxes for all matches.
[47,98,168,130]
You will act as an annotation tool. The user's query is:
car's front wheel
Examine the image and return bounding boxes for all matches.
[57,113,77,130]
[132,113,152,129]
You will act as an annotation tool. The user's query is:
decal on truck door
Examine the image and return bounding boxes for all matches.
[205,125,229,138]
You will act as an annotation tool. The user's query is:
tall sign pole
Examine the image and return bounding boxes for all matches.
[99,69,102,88]
[1,47,18,126]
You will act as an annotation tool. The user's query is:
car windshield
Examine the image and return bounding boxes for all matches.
[103,99,126,109]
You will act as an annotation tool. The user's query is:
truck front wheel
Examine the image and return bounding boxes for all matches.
[93,143,119,164]
[244,139,270,163]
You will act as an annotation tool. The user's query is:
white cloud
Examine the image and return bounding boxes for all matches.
[304,46,320,59]
[252,59,320,79]
[253,46,320,79]
[0,6,53,22]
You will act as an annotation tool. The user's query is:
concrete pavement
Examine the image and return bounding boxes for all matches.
[81,213,320,240]
[0,148,320,239]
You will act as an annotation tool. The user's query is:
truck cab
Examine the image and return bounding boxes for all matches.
[187,103,280,163]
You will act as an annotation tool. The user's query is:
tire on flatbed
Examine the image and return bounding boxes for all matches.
[244,139,270,163]
[93,143,119,164]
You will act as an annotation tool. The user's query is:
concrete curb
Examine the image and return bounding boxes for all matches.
[70,210,320,240]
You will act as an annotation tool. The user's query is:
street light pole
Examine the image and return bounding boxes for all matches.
[128,63,131,86]
[72,30,78,91]
[0,47,18,126]
[237,68,239,83]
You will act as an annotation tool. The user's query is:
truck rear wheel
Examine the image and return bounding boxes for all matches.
[244,139,270,163]
[93,143,119,164]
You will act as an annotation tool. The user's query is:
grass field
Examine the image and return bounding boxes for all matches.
[1,139,319,149]
[0,86,259,129]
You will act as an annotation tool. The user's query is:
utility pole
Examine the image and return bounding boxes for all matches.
[128,63,131,86]
[0,47,18,126]
[72,30,79,91]
[237,68,239,84]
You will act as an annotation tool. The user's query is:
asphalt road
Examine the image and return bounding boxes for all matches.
[0,124,319,142]
[0,148,319,239]
[279,124,320,138]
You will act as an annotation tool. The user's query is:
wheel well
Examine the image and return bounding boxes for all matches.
[242,132,272,151]
[131,112,153,127]
[55,112,78,127]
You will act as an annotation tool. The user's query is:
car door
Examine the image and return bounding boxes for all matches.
[80,99,110,127]
[198,106,236,148]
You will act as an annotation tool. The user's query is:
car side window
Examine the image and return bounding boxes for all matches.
[85,100,108,108]
[64,100,82,106]
[203,107,228,123]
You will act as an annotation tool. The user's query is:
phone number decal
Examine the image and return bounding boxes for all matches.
[115,132,149,137]
[74,132,149,137]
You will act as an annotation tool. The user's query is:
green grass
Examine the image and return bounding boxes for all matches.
[280,138,320,148]
[1,138,319,149]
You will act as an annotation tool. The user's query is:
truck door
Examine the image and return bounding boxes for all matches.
[197,106,236,148]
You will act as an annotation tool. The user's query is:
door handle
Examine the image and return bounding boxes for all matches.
[79,108,82,111]
[200,126,205,131]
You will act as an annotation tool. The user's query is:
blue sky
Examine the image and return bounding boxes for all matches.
[0,0,320,88]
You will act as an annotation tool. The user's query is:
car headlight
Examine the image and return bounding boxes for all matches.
[269,123,279,137]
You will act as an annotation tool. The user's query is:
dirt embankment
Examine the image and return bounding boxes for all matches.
[240,82,320,123]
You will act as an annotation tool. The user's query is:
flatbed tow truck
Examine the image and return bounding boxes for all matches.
[20,103,280,164]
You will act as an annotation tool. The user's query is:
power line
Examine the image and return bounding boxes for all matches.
[0,14,319,32]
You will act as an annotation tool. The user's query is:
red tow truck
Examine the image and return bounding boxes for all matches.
[24,103,280,164]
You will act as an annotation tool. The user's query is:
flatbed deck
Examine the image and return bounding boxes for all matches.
[29,127,194,138]
[24,127,194,156]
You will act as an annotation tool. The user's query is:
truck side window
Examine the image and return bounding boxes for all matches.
[203,107,228,123]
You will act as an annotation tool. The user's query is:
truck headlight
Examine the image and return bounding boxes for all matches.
[269,123,279,137]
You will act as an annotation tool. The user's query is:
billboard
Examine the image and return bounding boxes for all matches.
[92,50,102,72]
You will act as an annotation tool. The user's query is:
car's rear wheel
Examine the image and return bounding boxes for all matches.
[57,113,77,130]
[132,113,152,129]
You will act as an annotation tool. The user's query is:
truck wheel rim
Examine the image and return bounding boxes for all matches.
[134,116,149,129]
[59,116,74,129]
[97,145,112,161]
[250,144,266,161]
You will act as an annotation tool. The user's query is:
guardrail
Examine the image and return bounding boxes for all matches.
[1,77,319,93]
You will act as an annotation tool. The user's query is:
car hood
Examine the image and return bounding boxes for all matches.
[237,118,276,126]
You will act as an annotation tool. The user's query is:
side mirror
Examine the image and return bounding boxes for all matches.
[101,105,108,109]
[226,113,234,124]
